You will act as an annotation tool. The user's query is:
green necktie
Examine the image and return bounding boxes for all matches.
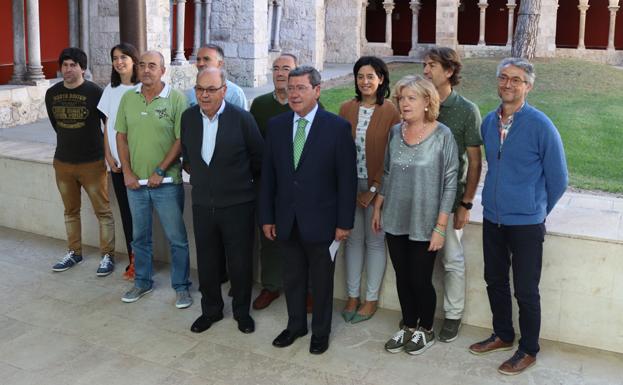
[293,118,308,168]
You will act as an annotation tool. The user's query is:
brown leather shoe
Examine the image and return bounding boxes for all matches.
[498,350,536,375]
[468,334,514,355]
[306,293,313,314]
[252,289,280,310]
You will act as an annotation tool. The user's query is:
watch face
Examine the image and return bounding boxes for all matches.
[461,201,473,209]
[370,186,377,193]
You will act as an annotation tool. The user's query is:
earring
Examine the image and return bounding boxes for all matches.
[424,107,429,112]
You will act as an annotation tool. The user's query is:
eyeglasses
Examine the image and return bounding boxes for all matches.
[287,85,313,93]
[497,75,528,87]
[194,84,225,94]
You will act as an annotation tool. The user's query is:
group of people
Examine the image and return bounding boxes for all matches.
[44,41,568,375]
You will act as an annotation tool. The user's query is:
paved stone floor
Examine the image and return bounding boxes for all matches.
[0,226,622,385]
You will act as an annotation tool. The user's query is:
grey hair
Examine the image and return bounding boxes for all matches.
[288,65,321,87]
[197,67,227,85]
[142,50,165,68]
[496,57,535,86]
[199,44,224,62]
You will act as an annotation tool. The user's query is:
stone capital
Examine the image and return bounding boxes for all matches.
[383,0,395,13]
[478,1,488,10]
[409,0,421,12]
[609,0,620,7]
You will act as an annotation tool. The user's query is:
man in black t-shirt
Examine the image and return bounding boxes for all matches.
[45,47,115,276]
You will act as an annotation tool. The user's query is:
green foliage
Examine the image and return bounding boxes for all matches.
[320,58,623,193]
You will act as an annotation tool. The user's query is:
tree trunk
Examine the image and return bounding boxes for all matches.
[512,0,541,59]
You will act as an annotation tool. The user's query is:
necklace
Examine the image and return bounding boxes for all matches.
[397,122,427,171]
[401,121,430,145]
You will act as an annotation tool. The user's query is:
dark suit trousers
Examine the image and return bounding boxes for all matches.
[280,221,334,337]
[482,219,545,357]
[192,202,255,319]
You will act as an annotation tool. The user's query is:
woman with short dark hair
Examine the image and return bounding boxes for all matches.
[97,42,140,279]
[338,56,400,323]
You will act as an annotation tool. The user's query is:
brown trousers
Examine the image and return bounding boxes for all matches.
[53,159,115,256]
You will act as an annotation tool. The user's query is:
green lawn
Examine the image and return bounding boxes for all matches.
[319,58,623,193]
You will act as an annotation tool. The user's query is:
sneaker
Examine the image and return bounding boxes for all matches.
[404,327,435,355]
[469,334,514,355]
[384,327,414,353]
[96,254,115,277]
[121,286,153,303]
[123,252,135,281]
[438,318,461,342]
[175,290,193,309]
[52,250,83,272]
[498,350,536,375]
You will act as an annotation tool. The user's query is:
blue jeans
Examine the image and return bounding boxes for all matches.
[127,183,191,291]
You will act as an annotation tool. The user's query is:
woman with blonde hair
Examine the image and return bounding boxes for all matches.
[372,75,458,355]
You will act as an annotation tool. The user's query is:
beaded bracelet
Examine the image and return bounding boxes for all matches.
[433,226,446,237]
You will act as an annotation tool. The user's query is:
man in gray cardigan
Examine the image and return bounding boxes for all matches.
[181,68,264,335]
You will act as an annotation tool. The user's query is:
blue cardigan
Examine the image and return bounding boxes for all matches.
[481,103,568,225]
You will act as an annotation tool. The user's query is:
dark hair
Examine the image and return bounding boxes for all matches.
[424,47,462,87]
[353,56,391,105]
[58,47,87,70]
[110,42,140,87]
[289,65,321,87]
[200,44,225,61]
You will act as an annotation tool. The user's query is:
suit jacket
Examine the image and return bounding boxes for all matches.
[181,103,264,209]
[259,106,357,243]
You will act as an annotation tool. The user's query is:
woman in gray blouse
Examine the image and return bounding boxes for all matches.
[372,75,458,356]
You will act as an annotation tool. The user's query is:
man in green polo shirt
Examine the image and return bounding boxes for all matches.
[423,47,483,343]
[116,50,192,308]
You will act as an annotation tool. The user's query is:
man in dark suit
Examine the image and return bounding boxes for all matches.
[181,67,264,334]
[259,66,357,354]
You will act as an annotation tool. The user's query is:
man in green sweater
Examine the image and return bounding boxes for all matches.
[249,53,298,309]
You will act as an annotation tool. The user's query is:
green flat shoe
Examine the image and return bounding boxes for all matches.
[341,308,358,322]
[351,309,377,324]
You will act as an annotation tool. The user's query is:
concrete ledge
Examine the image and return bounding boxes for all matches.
[1,141,622,354]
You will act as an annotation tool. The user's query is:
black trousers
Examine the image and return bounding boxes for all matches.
[386,234,437,330]
[110,171,133,258]
[280,221,334,337]
[482,219,545,357]
[192,201,255,319]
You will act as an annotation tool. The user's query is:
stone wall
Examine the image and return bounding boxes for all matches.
[89,0,121,85]
[0,82,49,128]
[209,0,269,87]
[324,0,362,63]
[536,0,559,58]
[279,0,326,69]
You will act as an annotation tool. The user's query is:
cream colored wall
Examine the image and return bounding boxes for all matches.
[1,155,622,354]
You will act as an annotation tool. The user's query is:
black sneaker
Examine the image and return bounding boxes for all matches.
[438,318,461,342]
[96,254,114,277]
[52,250,83,272]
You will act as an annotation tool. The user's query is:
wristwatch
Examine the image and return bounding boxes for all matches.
[369,186,378,193]
[155,167,166,177]
[460,201,473,210]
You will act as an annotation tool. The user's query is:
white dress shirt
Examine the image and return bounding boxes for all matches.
[200,101,226,165]
[292,103,319,142]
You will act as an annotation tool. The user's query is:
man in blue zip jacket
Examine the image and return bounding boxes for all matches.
[468,58,568,376]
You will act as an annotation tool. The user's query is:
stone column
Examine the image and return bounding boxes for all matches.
[203,0,212,45]
[10,0,27,83]
[408,0,421,56]
[173,0,188,64]
[79,0,91,77]
[267,0,274,48]
[190,0,201,60]
[68,0,79,47]
[271,0,283,51]
[383,0,395,47]
[25,0,45,81]
[578,0,590,49]
[361,0,369,44]
[608,0,620,50]
[506,0,516,47]
[478,1,489,46]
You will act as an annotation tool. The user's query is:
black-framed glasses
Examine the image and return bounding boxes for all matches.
[194,84,225,94]
[497,75,528,87]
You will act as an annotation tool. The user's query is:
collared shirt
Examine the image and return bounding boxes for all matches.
[200,101,226,165]
[292,103,319,142]
[115,81,187,183]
